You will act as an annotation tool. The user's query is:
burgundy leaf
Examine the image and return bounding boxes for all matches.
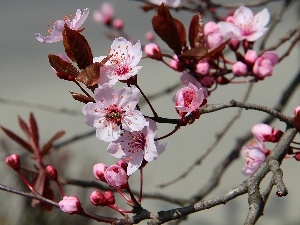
[62,24,93,70]
[152,3,182,55]
[48,54,79,81]
[174,18,187,50]
[29,113,39,149]
[70,92,94,104]
[0,126,33,153]
[188,14,206,48]
[178,46,208,60]
[18,116,30,139]
[41,131,66,156]
[40,181,54,212]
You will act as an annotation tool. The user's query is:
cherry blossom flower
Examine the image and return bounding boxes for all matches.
[58,196,83,214]
[104,165,128,187]
[96,37,142,85]
[218,6,270,42]
[107,119,166,175]
[251,123,283,143]
[93,3,114,25]
[180,72,208,97]
[175,83,206,117]
[148,0,181,7]
[35,8,89,43]
[240,139,268,176]
[82,84,148,142]
[252,51,278,79]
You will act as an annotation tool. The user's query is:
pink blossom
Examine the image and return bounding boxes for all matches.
[58,196,82,214]
[218,6,270,42]
[82,84,148,142]
[175,83,206,116]
[251,123,283,143]
[107,119,166,175]
[240,139,267,176]
[96,37,142,85]
[93,163,108,181]
[93,3,114,25]
[245,50,258,65]
[35,8,89,43]
[180,72,208,97]
[252,51,278,79]
[169,54,183,71]
[232,61,248,76]
[204,22,224,49]
[144,43,162,60]
[104,165,128,187]
[148,0,181,7]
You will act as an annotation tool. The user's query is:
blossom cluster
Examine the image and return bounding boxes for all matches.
[240,123,283,176]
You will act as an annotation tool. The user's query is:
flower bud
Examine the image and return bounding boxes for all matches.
[93,163,108,182]
[251,123,283,143]
[58,196,83,215]
[245,50,258,65]
[104,191,115,205]
[232,61,248,76]
[113,19,124,30]
[90,190,107,206]
[144,43,162,60]
[228,38,240,51]
[294,106,300,117]
[117,160,127,171]
[196,60,210,75]
[104,165,128,187]
[295,153,300,161]
[252,51,278,79]
[145,31,155,42]
[46,165,58,180]
[5,154,20,171]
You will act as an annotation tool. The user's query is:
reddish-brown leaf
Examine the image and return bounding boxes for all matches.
[178,46,208,60]
[174,18,187,50]
[18,116,30,138]
[188,14,206,49]
[70,92,94,104]
[152,3,182,55]
[29,113,39,149]
[76,56,110,87]
[41,131,66,156]
[62,24,93,70]
[0,126,33,153]
[40,181,54,212]
[48,54,79,81]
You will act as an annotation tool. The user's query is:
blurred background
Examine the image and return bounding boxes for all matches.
[0,0,299,224]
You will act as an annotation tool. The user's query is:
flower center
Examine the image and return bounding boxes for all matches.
[126,132,146,154]
[104,104,123,125]
[182,90,195,107]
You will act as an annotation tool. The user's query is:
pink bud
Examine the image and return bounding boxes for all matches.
[93,3,114,25]
[117,160,127,171]
[144,43,162,60]
[196,60,210,75]
[5,154,20,171]
[93,163,108,182]
[90,190,107,206]
[113,19,124,30]
[204,22,218,36]
[169,55,183,72]
[200,76,214,87]
[104,165,128,187]
[104,191,115,205]
[294,106,300,117]
[253,51,278,79]
[232,61,248,76]
[295,153,300,161]
[228,38,240,51]
[58,196,82,215]
[251,123,283,143]
[46,165,58,180]
[145,31,155,42]
[245,50,258,65]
